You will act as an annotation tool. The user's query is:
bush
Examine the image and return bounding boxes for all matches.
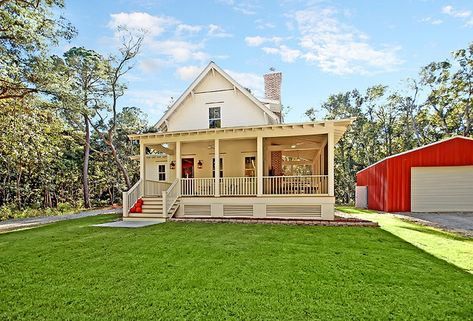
[0,203,83,221]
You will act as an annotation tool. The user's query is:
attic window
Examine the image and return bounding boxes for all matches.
[209,107,221,128]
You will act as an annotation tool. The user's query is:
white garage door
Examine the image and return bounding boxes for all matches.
[411,166,473,212]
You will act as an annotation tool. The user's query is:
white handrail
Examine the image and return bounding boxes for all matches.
[163,178,180,217]
[122,179,143,217]
[181,178,215,196]
[145,180,171,196]
[263,175,328,195]
[220,177,256,196]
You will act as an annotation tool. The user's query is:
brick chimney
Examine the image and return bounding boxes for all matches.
[263,72,282,102]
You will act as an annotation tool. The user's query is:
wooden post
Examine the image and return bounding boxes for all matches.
[257,136,263,196]
[176,141,182,179]
[140,142,145,196]
[214,138,220,197]
[327,130,335,197]
[122,191,128,217]
[162,190,167,217]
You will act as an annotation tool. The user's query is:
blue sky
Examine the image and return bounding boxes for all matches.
[62,0,473,124]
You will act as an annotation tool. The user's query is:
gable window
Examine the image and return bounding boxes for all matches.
[158,164,166,181]
[212,158,223,177]
[244,156,256,177]
[209,107,221,128]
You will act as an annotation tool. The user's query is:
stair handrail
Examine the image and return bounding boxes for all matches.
[163,178,181,217]
[122,179,143,217]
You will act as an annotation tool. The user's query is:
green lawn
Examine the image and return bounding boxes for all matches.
[1,215,472,320]
[337,206,473,274]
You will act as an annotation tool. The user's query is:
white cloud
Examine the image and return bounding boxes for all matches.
[245,36,283,47]
[225,69,264,97]
[176,24,202,35]
[421,17,443,25]
[108,12,177,36]
[207,24,233,37]
[176,65,203,80]
[217,0,258,15]
[255,19,275,29]
[147,40,208,63]
[442,5,471,18]
[127,89,179,117]
[441,5,472,26]
[285,7,403,75]
[262,45,301,63]
[138,58,167,74]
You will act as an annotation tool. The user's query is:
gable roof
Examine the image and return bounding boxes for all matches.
[154,62,280,131]
[357,136,473,174]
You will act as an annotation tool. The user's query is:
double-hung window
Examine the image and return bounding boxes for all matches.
[212,158,223,177]
[209,107,221,128]
[158,164,166,181]
[244,156,256,177]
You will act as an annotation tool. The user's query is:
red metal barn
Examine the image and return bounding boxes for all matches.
[356,136,473,212]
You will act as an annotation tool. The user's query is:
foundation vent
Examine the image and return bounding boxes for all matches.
[266,205,322,218]
[223,205,253,217]
[184,205,211,216]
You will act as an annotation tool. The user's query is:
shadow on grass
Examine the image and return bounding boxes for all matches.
[399,224,471,242]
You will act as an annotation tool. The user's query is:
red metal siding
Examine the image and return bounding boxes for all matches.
[356,137,473,212]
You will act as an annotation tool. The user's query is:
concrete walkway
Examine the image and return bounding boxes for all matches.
[0,208,122,233]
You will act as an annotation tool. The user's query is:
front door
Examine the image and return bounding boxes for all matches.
[182,158,194,178]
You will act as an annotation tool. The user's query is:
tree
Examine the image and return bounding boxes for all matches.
[89,32,144,190]
[0,0,76,101]
[62,47,110,208]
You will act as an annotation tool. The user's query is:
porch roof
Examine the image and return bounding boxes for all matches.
[129,118,355,144]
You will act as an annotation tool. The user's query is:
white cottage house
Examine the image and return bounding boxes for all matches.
[123,62,353,222]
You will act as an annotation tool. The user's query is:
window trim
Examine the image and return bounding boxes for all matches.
[209,106,221,129]
[158,164,166,181]
[244,156,256,177]
[212,157,224,178]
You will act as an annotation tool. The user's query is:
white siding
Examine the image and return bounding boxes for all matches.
[167,71,269,131]
[411,166,473,212]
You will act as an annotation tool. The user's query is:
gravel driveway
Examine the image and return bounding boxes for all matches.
[401,212,473,237]
[0,208,122,233]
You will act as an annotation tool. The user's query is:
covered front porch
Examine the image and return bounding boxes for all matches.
[123,119,353,220]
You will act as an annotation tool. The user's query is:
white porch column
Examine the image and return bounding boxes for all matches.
[176,141,182,179]
[327,131,335,197]
[140,142,145,196]
[214,138,220,197]
[257,136,263,196]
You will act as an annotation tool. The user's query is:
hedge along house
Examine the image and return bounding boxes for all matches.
[123,62,354,222]
[356,136,473,213]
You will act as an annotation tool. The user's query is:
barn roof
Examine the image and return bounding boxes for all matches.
[357,136,473,174]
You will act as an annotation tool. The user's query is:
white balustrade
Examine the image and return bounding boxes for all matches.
[263,175,328,195]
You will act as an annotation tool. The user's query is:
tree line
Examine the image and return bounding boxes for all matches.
[306,43,473,204]
[0,0,148,216]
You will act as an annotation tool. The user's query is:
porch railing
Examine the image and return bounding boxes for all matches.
[122,179,143,217]
[145,179,171,196]
[220,177,257,196]
[181,178,215,196]
[263,175,328,195]
[163,178,180,216]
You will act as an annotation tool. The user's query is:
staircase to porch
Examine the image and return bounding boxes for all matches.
[127,196,180,219]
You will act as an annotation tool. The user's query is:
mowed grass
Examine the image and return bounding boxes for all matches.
[337,206,473,274]
[1,215,472,320]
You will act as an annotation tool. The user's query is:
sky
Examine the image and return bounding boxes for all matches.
[61,0,473,124]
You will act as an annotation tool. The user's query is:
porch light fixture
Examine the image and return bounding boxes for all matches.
[291,144,296,148]
[170,161,176,169]
[197,160,203,169]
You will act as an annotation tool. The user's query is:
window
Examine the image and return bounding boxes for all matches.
[212,158,223,177]
[244,156,256,177]
[158,164,166,181]
[209,107,221,128]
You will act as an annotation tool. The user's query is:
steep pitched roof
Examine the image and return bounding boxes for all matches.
[357,136,473,174]
[154,62,280,130]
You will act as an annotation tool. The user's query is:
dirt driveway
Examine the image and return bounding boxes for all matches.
[402,212,473,237]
